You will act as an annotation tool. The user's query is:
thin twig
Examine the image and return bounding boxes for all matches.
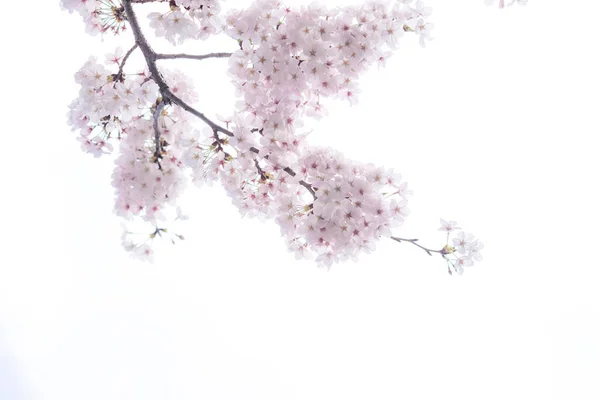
[390,237,445,257]
[283,166,317,199]
[115,43,139,81]
[247,147,317,199]
[254,159,268,181]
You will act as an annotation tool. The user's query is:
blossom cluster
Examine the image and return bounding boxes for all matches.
[60,0,222,40]
[67,54,201,228]
[68,55,155,157]
[219,132,411,267]
[148,0,222,44]
[67,53,196,158]
[169,109,412,268]
[62,0,427,267]
[438,219,484,275]
[281,147,410,267]
[223,0,432,167]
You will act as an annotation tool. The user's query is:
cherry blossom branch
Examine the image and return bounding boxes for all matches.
[254,159,268,181]
[245,147,317,199]
[124,0,430,254]
[282,166,317,199]
[123,0,231,136]
[246,147,317,199]
[123,0,318,199]
[155,52,233,61]
[64,0,487,270]
[390,236,446,257]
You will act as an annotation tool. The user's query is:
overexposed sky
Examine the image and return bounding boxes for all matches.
[1,0,600,399]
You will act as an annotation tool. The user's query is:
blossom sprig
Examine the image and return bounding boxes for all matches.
[121,225,185,262]
[439,219,484,275]
[121,206,188,262]
[390,219,483,276]
[147,0,222,45]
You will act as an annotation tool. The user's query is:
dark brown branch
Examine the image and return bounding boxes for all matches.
[254,159,268,181]
[123,0,234,137]
[156,52,233,61]
[247,147,317,200]
[283,166,317,199]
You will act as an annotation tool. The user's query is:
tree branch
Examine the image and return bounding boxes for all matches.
[390,237,447,257]
[123,0,231,135]
[122,0,317,199]
[283,166,317,199]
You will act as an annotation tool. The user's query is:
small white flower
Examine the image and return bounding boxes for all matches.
[438,218,460,233]
[470,240,484,262]
[134,244,155,263]
[452,231,474,254]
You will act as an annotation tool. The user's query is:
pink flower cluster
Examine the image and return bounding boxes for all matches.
[148,0,222,44]
[68,55,199,226]
[62,0,428,266]
[438,219,484,275]
[112,113,188,223]
[60,0,222,39]
[216,128,412,267]
[223,0,432,165]
[68,55,155,157]
[281,148,410,267]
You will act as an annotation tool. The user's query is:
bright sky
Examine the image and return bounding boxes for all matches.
[1,0,600,399]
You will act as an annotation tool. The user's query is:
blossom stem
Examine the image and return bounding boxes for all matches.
[116,43,138,80]
[246,148,316,199]
[389,236,444,257]
[282,165,317,199]
[254,159,268,181]
[155,52,233,61]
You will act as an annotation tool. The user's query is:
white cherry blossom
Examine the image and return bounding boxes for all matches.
[60,0,498,273]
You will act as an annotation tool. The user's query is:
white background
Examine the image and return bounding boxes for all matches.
[1,0,599,399]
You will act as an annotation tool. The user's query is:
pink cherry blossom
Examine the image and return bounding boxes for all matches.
[60,0,501,274]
